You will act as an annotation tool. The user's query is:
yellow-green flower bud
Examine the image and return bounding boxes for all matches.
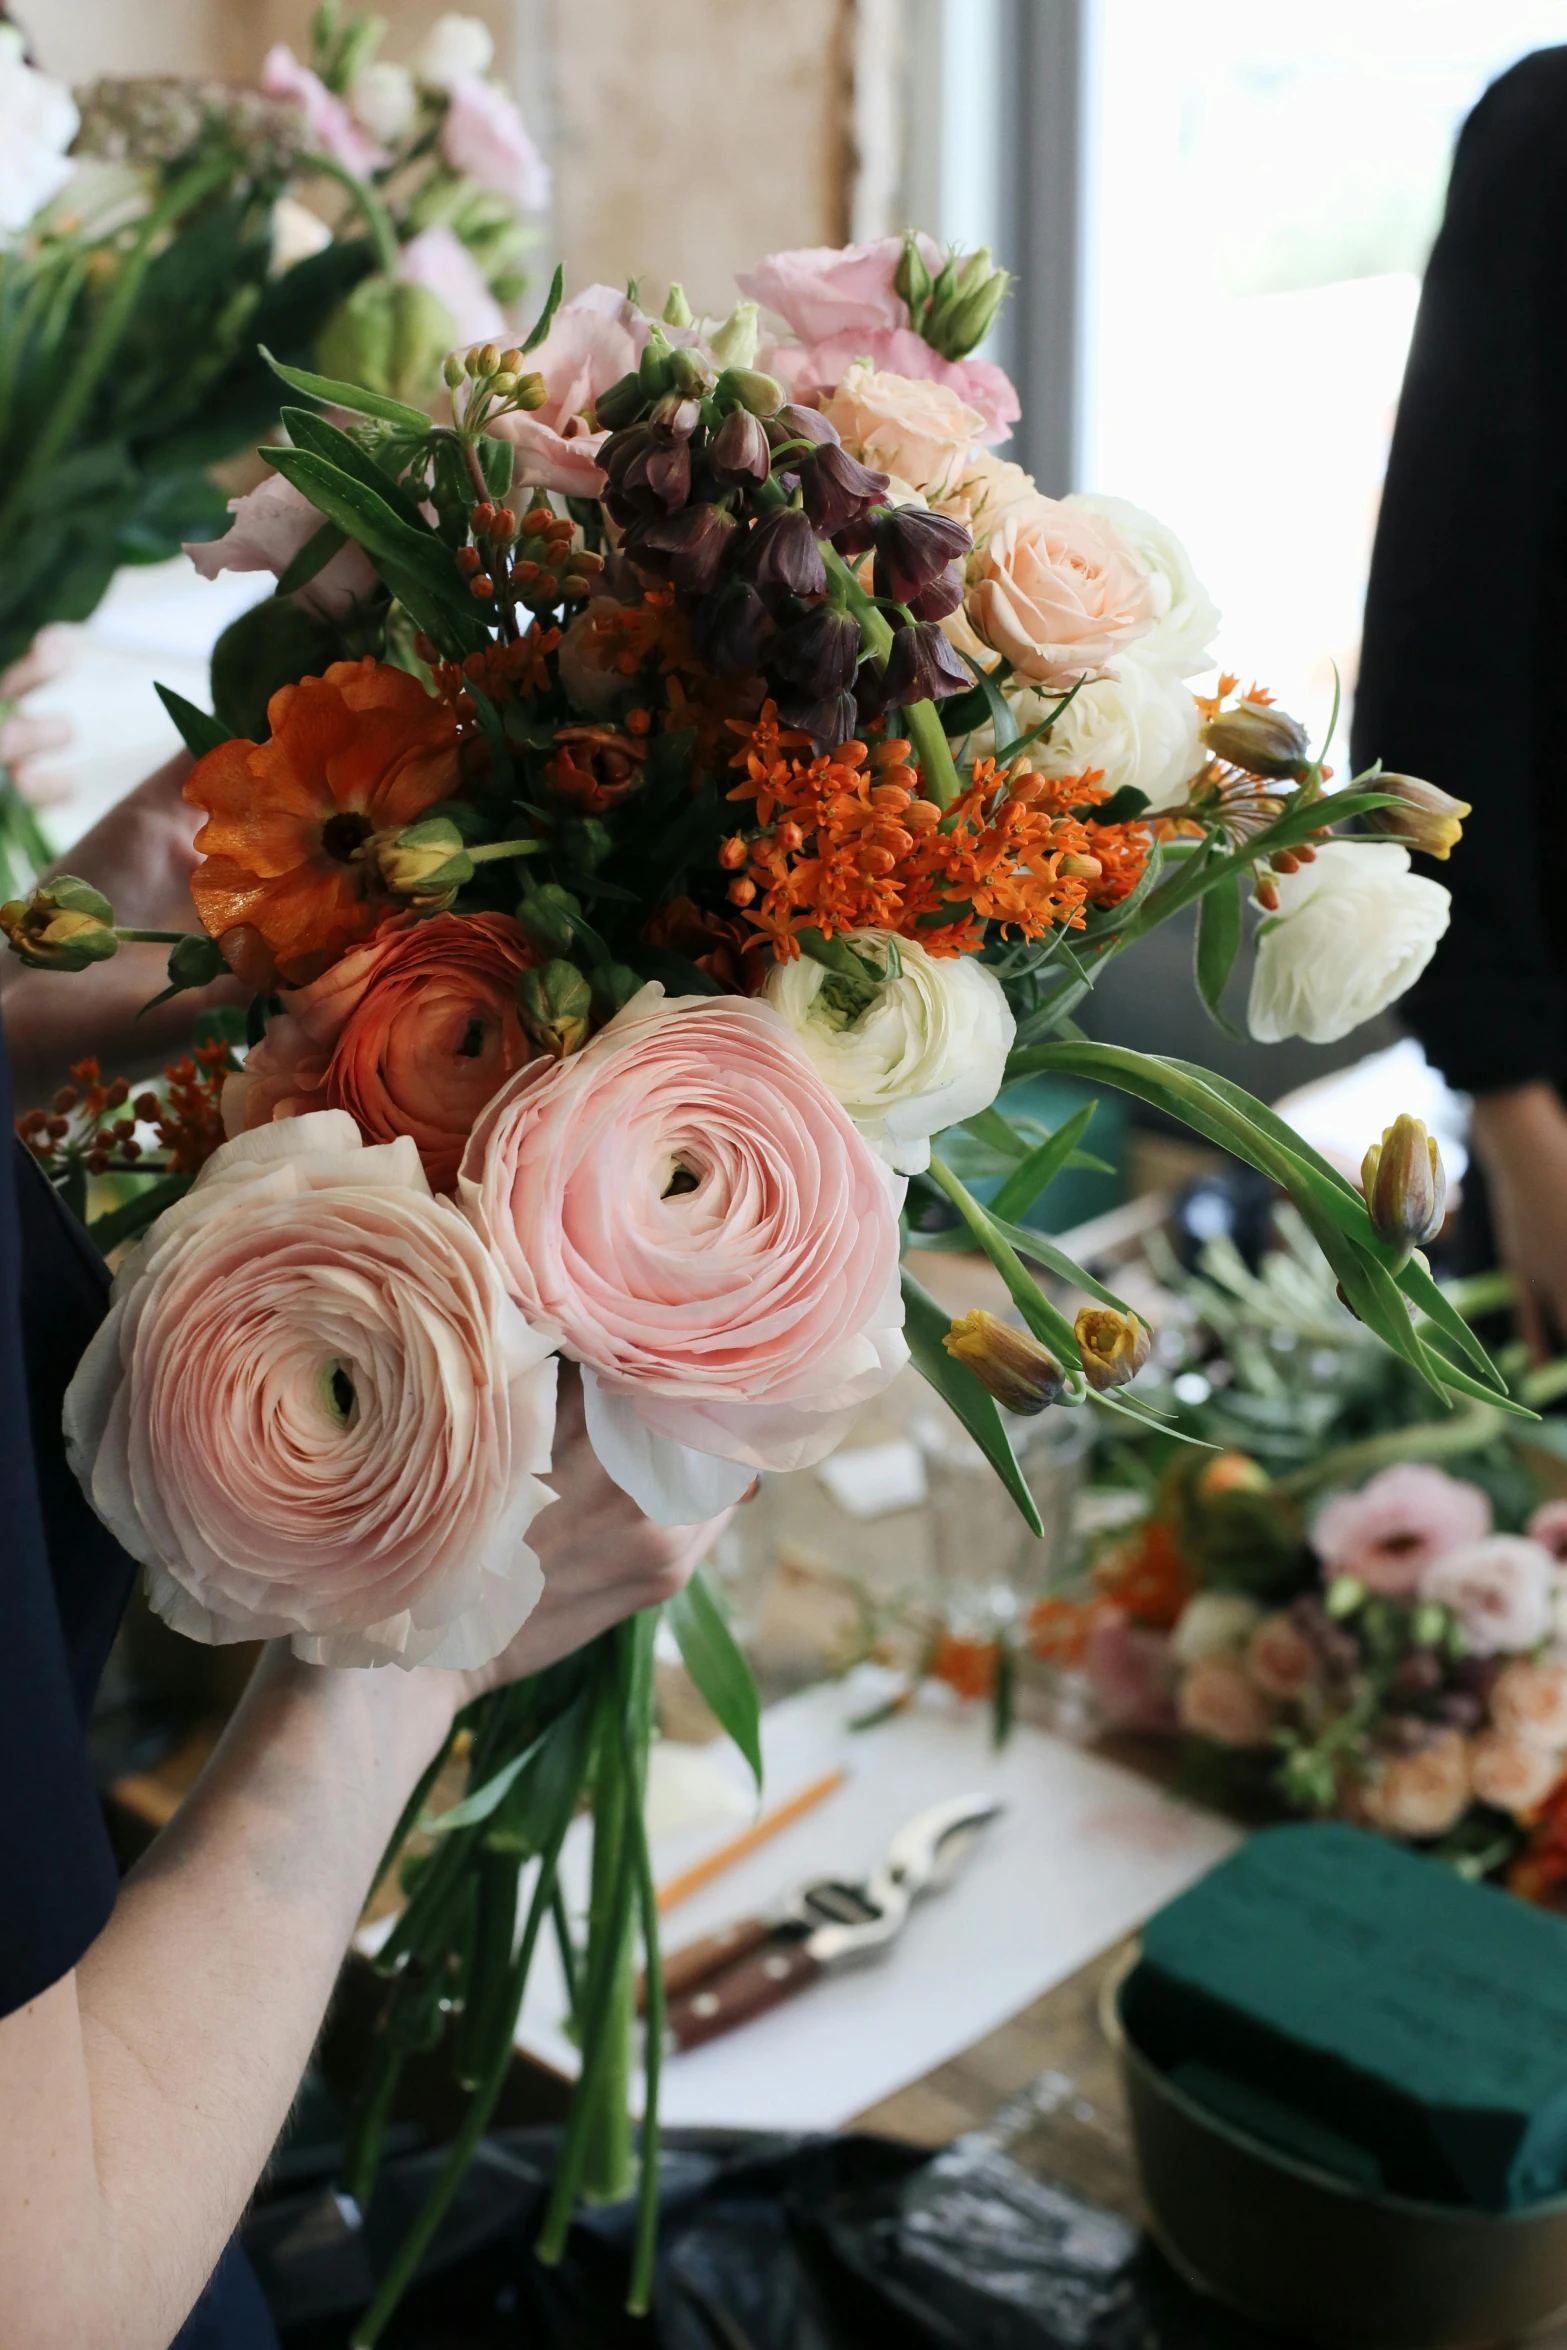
[594,370,646,431]
[894,230,934,319]
[317,276,457,407]
[669,343,710,397]
[638,327,676,399]
[376,817,473,908]
[714,366,784,419]
[942,1309,1064,1415]
[517,959,593,1058]
[516,881,581,956]
[1375,773,1470,861]
[708,299,761,372]
[1201,699,1311,780]
[442,351,466,391]
[1,876,118,971]
[1361,1113,1446,1253]
[926,246,1010,358]
[1074,1304,1154,1393]
[662,282,695,328]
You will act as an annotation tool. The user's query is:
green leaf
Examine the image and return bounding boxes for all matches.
[926,1153,1086,1374]
[959,1103,1029,1162]
[265,446,486,653]
[989,1103,1097,1223]
[1194,868,1242,1034]
[666,1571,763,1790]
[957,651,1019,752]
[901,1268,1044,1535]
[278,405,432,535]
[272,519,347,596]
[258,343,431,430]
[154,682,230,756]
[422,1728,551,1834]
[917,1201,1128,1312]
[521,262,565,355]
[87,1172,190,1255]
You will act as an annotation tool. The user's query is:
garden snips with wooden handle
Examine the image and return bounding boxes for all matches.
[661,1791,1003,2053]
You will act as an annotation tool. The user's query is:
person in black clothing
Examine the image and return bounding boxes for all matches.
[1353,45,1567,1349]
[0,760,726,2349]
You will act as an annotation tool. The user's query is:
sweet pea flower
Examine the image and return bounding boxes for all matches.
[1421,1535,1559,1657]
[397,223,507,348]
[738,236,941,343]
[1247,842,1451,1046]
[485,283,642,495]
[440,74,550,211]
[62,1114,559,1670]
[260,44,385,176]
[1311,1463,1492,1597]
[461,986,908,1526]
[0,27,78,234]
[184,472,380,624]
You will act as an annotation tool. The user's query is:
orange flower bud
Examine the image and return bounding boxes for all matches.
[1074,1305,1153,1392]
[943,1309,1065,1415]
[719,835,749,870]
[456,546,482,575]
[469,574,495,600]
[727,876,757,907]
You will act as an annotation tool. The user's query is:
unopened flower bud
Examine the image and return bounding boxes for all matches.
[708,298,761,371]
[1,876,118,971]
[943,1309,1064,1415]
[714,366,785,419]
[709,406,772,488]
[638,328,677,399]
[500,348,524,373]
[662,282,694,328]
[443,351,466,390]
[517,958,593,1058]
[1375,773,1470,861]
[376,816,473,907]
[476,343,501,377]
[894,230,934,319]
[1074,1305,1153,1392]
[593,370,646,432]
[668,344,710,397]
[510,372,548,411]
[517,882,583,956]
[1202,700,1311,780]
[165,932,229,990]
[926,247,1010,360]
[882,617,969,706]
[733,507,826,596]
[492,370,520,395]
[1361,1113,1446,1253]
[872,506,972,604]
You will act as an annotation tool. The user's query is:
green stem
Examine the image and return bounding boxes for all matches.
[467,837,543,864]
[819,543,966,810]
[622,1629,665,2315]
[113,928,187,945]
[1274,1401,1507,1500]
[576,1675,634,2205]
[302,151,401,275]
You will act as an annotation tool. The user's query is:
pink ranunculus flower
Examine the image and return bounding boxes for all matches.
[964,496,1155,688]
[62,1113,559,1670]
[738,234,941,345]
[440,73,550,210]
[486,282,643,496]
[1421,1535,1559,1658]
[397,223,507,349]
[260,44,386,176]
[1310,1462,1493,1597]
[761,326,1019,446]
[1528,1498,1567,1564]
[1085,1608,1178,1733]
[460,985,908,1525]
[225,911,539,1194]
[184,472,380,624]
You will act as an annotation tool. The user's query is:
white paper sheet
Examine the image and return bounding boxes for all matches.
[514,1669,1238,2132]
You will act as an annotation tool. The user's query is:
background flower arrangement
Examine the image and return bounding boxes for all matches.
[2,217,1516,2330]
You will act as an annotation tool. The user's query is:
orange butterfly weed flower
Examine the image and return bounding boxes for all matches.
[184,659,462,982]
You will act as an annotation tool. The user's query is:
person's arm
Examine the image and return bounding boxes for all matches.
[0,1377,719,2350]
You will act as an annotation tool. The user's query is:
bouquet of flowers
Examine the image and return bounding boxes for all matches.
[4,226,1521,2330]
[0,5,545,891]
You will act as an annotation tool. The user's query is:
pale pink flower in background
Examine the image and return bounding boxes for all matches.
[1468,1730,1564,1819]
[397,224,507,349]
[1085,1609,1178,1733]
[0,28,78,234]
[1489,1658,1567,1751]
[1362,1730,1471,1839]
[62,1114,559,1671]
[260,45,385,176]
[1311,1463,1492,1597]
[762,327,1019,446]
[964,497,1154,688]
[738,235,940,344]
[1177,1655,1275,1748]
[1245,1613,1319,1703]
[1421,1535,1558,1657]
[440,74,550,211]
[184,473,380,623]
[822,363,986,498]
[1528,1498,1567,1564]
[486,283,641,495]
[461,986,908,1526]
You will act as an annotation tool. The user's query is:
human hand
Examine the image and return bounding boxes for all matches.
[1469,1082,1567,1359]
[0,629,73,804]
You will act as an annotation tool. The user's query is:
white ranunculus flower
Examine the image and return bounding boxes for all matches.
[416,12,495,89]
[1247,841,1450,1046]
[350,59,418,143]
[269,195,333,274]
[763,931,1015,1176]
[1066,491,1219,681]
[1016,651,1202,814]
[0,27,78,236]
[1172,1591,1263,1665]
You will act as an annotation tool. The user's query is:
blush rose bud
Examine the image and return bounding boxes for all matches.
[517,959,593,1058]
[1,876,119,970]
[943,1309,1064,1414]
[1074,1305,1154,1392]
[376,816,473,908]
[1201,699,1311,781]
[1361,1114,1447,1254]
[1376,773,1470,861]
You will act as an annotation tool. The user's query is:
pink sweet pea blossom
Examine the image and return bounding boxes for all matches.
[460,986,908,1525]
[1421,1536,1559,1657]
[440,74,550,210]
[738,235,941,344]
[1311,1463,1493,1597]
[1528,1497,1567,1564]
[184,473,379,623]
[397,223,507,348]
[761,327,1019,447]
[485,282,643,495]
[260,44,385,176]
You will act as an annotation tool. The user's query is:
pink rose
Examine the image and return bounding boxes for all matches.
[1312,1463,1493,1597]
[397,223,507,349]
[1362,1730,1471,1839]
[1421,1536,1559,1657]
[762,326,1019,446]
[486,283,643,496]
[1177,1655,1275,1748]
[225,911,539,1194]
[460,986,907,1525]
[738,235,940,344]
[1085,1608,1178,1733]
[821,362,986,496]
[1245,1613,1319,1702]
[184,472,380,624]
[964,497,1155,688]
[260,44,385,176]
[1489,1658,1567,1750]
[439,73,550,210]
[62,1113,559,1670]
[1528,1498,1567,1564]
[1468,1730,1563,1819]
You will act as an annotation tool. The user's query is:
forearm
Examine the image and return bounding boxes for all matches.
[1,1648,456,2350]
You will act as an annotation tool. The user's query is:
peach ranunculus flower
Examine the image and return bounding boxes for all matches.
[1245,1612,1320,1703]
[62,1113,559,1670]
[224,910,538,1194]
[1177,1656,1275,1749]
[1361,1729,1471,1839]
[486,282,644,497]
[963,497,1155,689]
[1489,1658,1567,1751]
[461,985,907,1525]
[822,361,987,498]
[1467,1730,1564,1819]
[1311,1462,1492,1598]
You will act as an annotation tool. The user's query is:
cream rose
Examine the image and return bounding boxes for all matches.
[1015,652,1202,814]
[933,450,1041,547]
[1065,493,1219,680]
[1247,843,1451,1047]
[822,362,986,497]
[963,497,1155,689]
[63,1114,559,1670]
[1362,1730,1471,1839]
[762,932,1015,1176]
[1468,1730,1564,1819]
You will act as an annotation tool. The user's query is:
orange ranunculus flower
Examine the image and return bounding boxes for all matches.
[185,659,463,980]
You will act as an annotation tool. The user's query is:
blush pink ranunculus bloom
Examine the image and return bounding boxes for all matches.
[225,910,539,1194]
[397,223,508,349]
[486,283,645,497]
[439,73,550,210]
[460,985,908,1525]
[184,472,380,624]
[738,235,941,344]
[761,326,1019,448]
[964,496,1155,688]
[1420,1535,1559,1658]
[260,44,386,176]
[1311,1462,1493,1597]
[1528,1497,1567,1564]
[62,1113,559,1670]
